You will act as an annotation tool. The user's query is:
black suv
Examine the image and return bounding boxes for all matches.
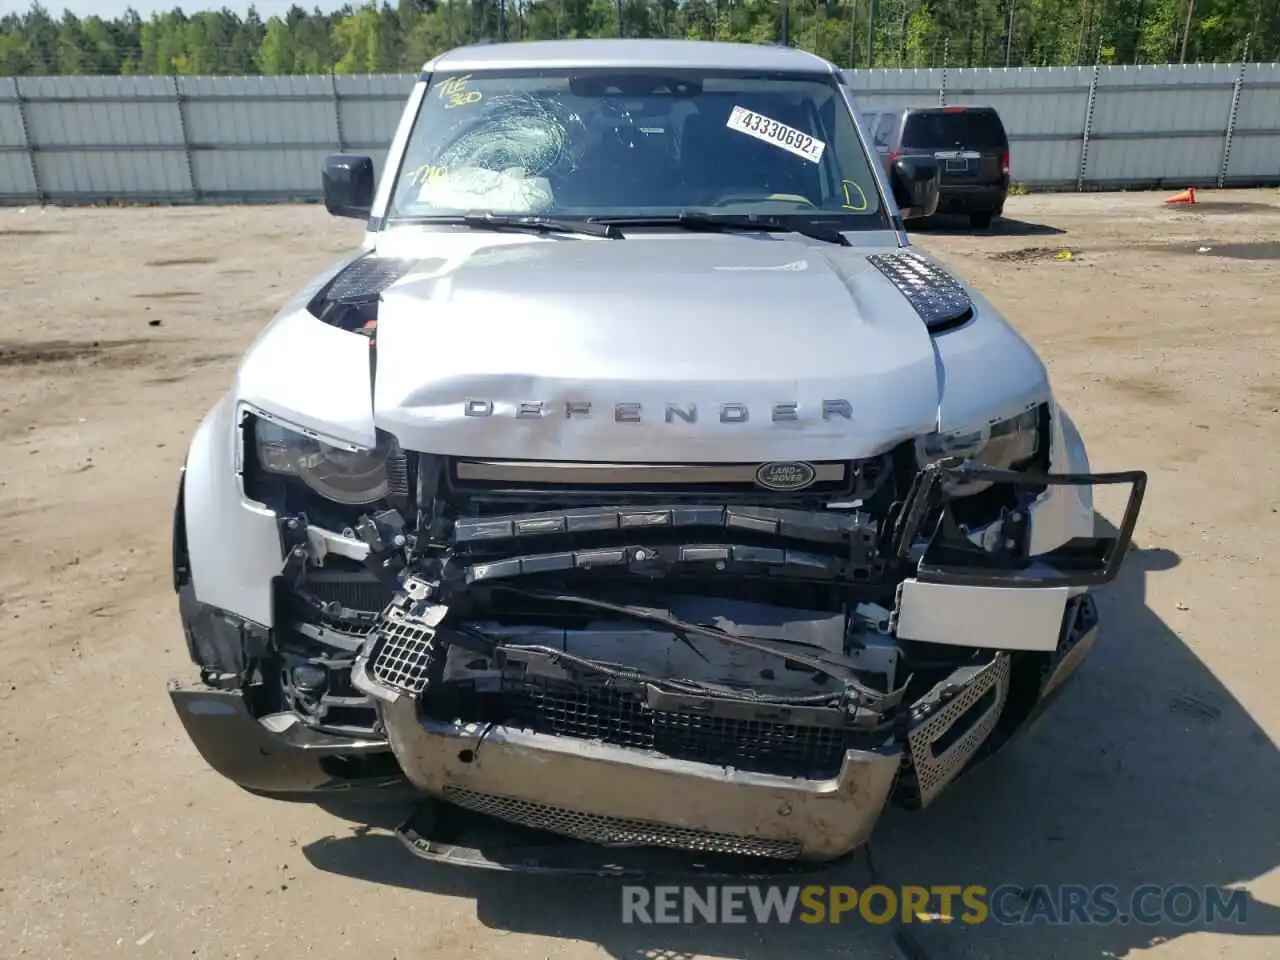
[864,106,1010,229]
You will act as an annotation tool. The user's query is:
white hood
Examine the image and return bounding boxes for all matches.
[236,229,1051,463]
[371,232,941,462]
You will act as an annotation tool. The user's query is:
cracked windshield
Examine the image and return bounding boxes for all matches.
[387,68,887,225]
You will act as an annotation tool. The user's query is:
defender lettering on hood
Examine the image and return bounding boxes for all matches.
[461,399,855,423]
[368,236,953,462]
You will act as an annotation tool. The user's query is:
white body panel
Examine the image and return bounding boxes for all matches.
[183,394,282,626]
[896,581,1070,651]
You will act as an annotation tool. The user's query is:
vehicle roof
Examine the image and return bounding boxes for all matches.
[423,39,839,76]
[904,105,1001,114]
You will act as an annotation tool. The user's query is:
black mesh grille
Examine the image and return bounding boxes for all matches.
[300,573,395,614]
[465,677,863,779]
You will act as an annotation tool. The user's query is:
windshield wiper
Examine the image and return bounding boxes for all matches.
[457,212,623,239]
[605,212,851,246]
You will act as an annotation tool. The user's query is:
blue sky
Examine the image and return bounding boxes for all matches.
[2,1,355,17]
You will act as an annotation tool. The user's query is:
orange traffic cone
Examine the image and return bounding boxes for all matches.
[1165,186,1196,205]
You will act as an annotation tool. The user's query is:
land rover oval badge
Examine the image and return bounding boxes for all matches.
[754,461,818,492]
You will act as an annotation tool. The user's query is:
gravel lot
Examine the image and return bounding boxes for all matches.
[1,192,1277,959]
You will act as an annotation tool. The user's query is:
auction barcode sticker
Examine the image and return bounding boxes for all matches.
[726,106,826,164]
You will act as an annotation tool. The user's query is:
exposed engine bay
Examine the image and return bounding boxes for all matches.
[194,415,1143,864]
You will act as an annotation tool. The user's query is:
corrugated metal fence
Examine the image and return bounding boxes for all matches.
[1,63,1278,204]
[853,62,1280,190]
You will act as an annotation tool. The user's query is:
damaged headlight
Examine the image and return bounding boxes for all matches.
[253,417,392,506]
[915,406,1041,496]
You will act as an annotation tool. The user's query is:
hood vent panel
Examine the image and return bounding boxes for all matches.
[866,250,973,334]
[307,255,417,333]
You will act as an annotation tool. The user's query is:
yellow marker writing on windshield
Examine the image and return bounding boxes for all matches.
[407,164,448,187]
[841,181,869,212]
[437,75,482,109]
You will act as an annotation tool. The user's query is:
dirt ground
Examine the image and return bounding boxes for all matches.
[0,191,1276,960]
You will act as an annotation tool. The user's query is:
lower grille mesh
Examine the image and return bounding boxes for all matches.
[368,600,866,780]
[499,678,858,779]
[442,785,804,859]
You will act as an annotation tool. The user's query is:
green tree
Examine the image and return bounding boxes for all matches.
[0,0,1273,76]
[257,16,296,73]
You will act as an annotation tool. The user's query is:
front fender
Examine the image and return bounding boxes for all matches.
[182,393,283,627]
[1027,400,1096,557]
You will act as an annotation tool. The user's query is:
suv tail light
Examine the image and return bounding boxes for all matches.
[1000,148,1010,175]
[887,150,904,162]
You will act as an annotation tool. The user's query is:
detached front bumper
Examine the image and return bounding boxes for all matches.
[168,456,1138,871]
[380,696,902,863]
[368,627,1043,864]
[168,587,1098,859]
[167,681,405,799]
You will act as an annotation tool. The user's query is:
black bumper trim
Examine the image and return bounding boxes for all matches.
[168,681,405,798]
[1024,593,1101,729]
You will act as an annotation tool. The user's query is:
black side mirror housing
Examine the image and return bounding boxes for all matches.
[322,154,375,220]
[889,156,941,220]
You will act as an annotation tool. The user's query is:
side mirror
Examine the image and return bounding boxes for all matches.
[322,154,375,220]
[889,156,940,220]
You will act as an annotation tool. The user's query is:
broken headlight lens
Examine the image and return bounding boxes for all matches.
[915,407,1041,496]
[254,418,391,506]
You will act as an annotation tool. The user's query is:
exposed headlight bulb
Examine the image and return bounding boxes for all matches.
[915,407,1041,496]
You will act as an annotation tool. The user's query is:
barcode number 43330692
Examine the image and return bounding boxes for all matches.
[726,106,827,164]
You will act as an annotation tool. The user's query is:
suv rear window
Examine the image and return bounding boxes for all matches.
[902,109,1007,149]
[872,113,897,148]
